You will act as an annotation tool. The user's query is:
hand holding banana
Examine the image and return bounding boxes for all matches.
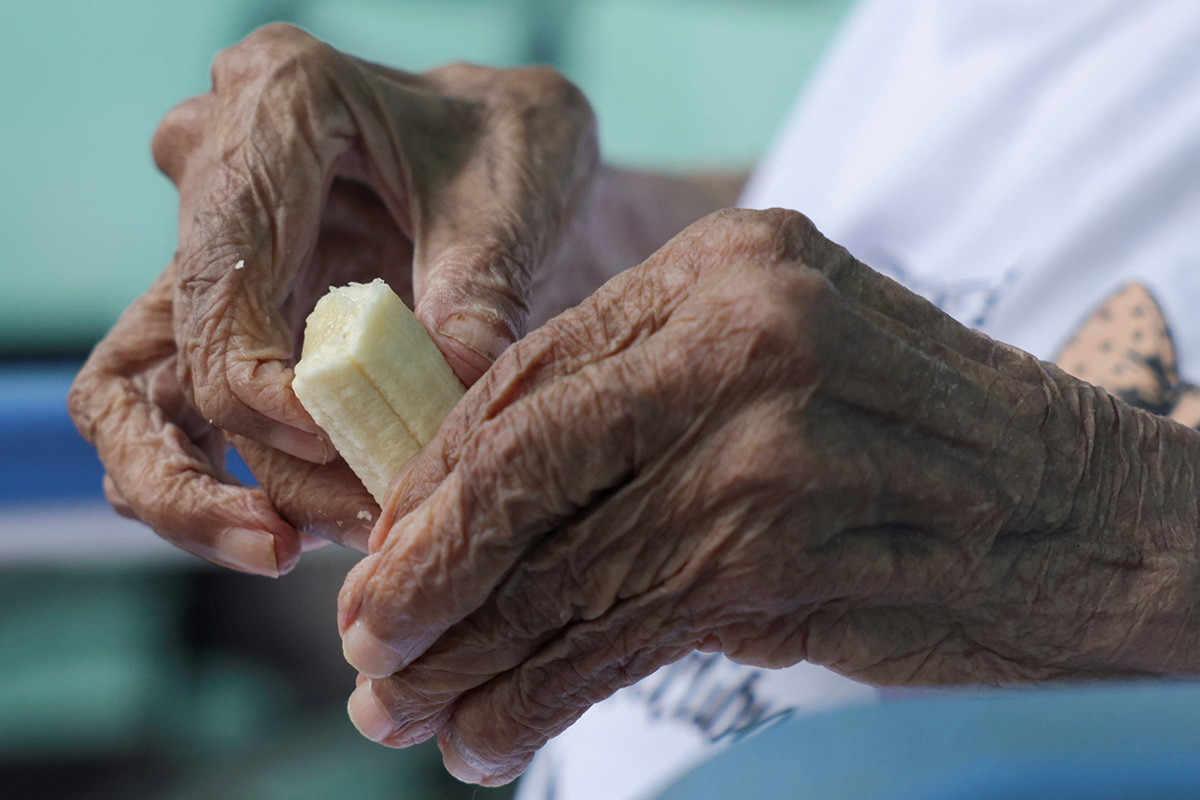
[334,210,1200,785]
[68,23,598,574]
[67,23,1200,791]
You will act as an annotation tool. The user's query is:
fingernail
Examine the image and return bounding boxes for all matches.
[347,681,394,742]
[215,528,279,577]
[438,313,512,364]
[441,730,489,784]
[342,619,404,678]
[298,532,333,553]
[266,425,333,464]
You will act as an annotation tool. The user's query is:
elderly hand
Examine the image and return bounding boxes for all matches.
[336,208,1200,784]
[68,24,598,575]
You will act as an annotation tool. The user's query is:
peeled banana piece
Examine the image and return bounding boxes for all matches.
[292,279,464,504]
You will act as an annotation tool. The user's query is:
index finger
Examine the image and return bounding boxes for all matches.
[173,27,360,462]
[69,269,304,576]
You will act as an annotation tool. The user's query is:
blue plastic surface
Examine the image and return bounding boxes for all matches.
[0,364,105,505]
[0,362,253,506]
[654,682,1200,800]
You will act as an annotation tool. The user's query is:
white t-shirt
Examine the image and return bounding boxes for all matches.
[518,1,1200,798]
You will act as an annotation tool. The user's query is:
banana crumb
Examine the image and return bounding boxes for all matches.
[234,259,246,270]
[357,510,374,522]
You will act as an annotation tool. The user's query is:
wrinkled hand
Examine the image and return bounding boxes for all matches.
[68,24,597,574]
[336,208,1200,784]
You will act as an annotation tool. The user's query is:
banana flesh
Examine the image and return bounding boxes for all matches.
[292,279,464,504]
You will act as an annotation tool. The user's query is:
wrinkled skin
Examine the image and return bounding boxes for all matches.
[337,209,1200,785]
[67,24,598,574]
[66,23,1200,791]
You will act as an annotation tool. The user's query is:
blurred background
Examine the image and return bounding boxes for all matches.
[0,1,854,797]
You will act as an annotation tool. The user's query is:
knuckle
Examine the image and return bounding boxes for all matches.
[66,356,130,448]
[693,207,819,264]
[683,208,754,250]
[102,474,139,519]
[775,264,840,324]
[681,210,842,363]
[495,66,596,136]
[240,20,314,48]
[515,66,588,110]
[151,95,207,181]
[779,270,841,361]
[427,60,489,85]
[149,126,180,182]
[211,23,338,94]
[66,369,98,441]
[710,263,840,387]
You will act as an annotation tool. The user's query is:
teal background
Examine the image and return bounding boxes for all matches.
[0,0,853,356]
[0,1,853,797]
